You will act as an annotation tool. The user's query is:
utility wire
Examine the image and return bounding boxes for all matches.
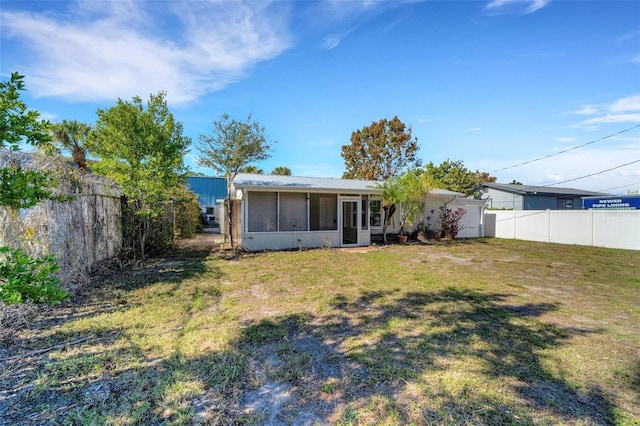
[490,124,640,173]
[543,159,640,187]
[595,182,640,192]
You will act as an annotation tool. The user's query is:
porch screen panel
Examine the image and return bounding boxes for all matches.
[309,194,337,231]
[279,193,308,231]
[248,191,277,232]
[361,195,369,230]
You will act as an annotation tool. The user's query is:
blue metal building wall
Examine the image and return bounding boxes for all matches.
[186,176,228,206]
[524,195,582,210]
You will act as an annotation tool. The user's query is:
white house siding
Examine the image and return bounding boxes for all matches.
[423,197,485,238]
[449,199,485,238]
[485,188,524,210]
[241,231,341,251]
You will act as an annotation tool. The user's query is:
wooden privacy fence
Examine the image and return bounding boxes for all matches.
[484,209,640,250]
[0,151,124,290]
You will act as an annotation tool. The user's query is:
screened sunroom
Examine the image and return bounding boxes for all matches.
[231,174,383,251]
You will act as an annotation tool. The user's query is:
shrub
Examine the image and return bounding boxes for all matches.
[175,198,203,238]
[438,206,466,239]
[0,246,69,305]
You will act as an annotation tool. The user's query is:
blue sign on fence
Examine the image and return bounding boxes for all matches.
[582,196,640,210]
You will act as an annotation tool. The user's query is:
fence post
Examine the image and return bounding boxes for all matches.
[591,209,594,247]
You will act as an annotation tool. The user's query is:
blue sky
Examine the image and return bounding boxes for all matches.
[2,0,639,194]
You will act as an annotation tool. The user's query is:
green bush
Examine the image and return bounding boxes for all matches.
[174,198,203,238]
[0,246,69,305]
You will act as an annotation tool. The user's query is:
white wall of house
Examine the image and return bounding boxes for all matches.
[451,200,485,238]
[241,231,340,251]
[484,209,640,250]
[422,197,485,238]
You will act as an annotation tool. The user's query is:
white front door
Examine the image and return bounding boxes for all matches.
[340,198,359,247]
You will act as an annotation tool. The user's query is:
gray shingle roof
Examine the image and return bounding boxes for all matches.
[479,183,607,197]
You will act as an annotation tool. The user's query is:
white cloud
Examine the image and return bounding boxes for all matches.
[571,95,640,130]
[572,113,640,129]
[610,95,640,113]
[567,105,600,116]
[321,27,355,50]
[491,143,640,193]
[617,29,640,44]
[464,127,482,132]
[485,0,551,15]
[0,1,292,104]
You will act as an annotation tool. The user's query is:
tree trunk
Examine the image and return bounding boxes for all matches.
[382,203,396,244]
[227,195,234,251]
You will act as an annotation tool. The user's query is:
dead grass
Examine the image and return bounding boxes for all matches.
[1,239,639,425]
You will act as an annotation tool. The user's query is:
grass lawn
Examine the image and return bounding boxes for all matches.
[1,239,639,425]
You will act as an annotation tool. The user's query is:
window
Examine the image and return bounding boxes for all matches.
[361,195,369,230]
[369,199,382,227]
[557,198,573,210]
[248,192,277,232]
[309,194,337,231]
[279,193,308,231]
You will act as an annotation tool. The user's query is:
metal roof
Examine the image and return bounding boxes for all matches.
[479,183,607,197]
[232,173,383,193]
[427,188,465,197]
[233,174,468,198]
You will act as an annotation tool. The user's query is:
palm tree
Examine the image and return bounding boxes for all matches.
[48,120,92,172]
[378,177,403,243]
[271,166,291,176]
[240,165,264,174]
[378,171,434,243]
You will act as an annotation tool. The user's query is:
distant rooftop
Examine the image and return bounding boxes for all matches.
[478,183,607,197]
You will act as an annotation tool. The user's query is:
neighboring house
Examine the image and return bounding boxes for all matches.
[231,173,484,251]
[476,183,606,210]
[186,176,228,221]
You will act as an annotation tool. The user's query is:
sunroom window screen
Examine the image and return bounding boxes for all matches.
[279,193,308,231]
[248,191,277,232]
[309,194,337,231]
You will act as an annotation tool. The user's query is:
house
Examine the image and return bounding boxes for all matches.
[231,173,485,251]
[186,176,227,221]
[476,183,606,210]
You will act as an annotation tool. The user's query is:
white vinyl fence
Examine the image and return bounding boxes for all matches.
[484,209,640,250]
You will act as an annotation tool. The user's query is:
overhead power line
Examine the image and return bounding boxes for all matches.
[543,159,640,187]
[491,124,640,173]
[595,182,640,192]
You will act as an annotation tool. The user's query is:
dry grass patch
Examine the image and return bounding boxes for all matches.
[1,240,638,425]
